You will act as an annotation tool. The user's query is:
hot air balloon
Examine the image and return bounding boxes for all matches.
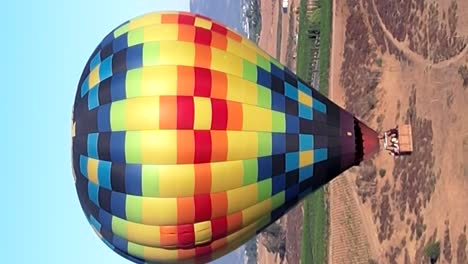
[71,11,379,264]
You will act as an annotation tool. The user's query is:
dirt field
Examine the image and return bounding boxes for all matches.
[257,0,302,263]
[258,0,279,58]
[258,0,300,67]
[328,0,383,262]
[329,0,468,263]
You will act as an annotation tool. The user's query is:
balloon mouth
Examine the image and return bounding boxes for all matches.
[355,119,380,161]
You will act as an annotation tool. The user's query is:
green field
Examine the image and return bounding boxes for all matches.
[318,0,332,94]
[301,189,327,264]
[296,0,332,94]
[295,0,313,82]
[297,0,333,263]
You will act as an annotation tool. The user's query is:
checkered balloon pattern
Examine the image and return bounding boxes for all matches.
[72,11,376,264]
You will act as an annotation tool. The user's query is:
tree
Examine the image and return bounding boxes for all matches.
[264,222,282,237]
[245,237,257,264]
[260,223,286,260]
[458,65,468,88]
[424,241,440,264]
[379,169,386,177]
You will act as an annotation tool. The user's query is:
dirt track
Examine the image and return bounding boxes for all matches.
[368,0,467,69]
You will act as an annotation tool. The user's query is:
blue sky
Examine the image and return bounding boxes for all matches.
[2,1,243,263]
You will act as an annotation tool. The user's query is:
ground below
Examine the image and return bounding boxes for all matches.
[329,0,468,263]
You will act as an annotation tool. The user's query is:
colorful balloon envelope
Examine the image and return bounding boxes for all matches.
[71,11,379,264]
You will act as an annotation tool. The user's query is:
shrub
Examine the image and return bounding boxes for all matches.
[424,241,440,263]
[458,65,468,88]
[416,224,424,240]
[375,58,383,67]
[379,169,386,177]
[376,114,385,124]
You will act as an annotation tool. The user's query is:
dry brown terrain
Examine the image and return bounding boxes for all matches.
[258,0,279,57]
[328,0,382,262]
[258,0,300,67]
[257,0,302,263]
[258,240,282,264]
[329,0,468,263]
